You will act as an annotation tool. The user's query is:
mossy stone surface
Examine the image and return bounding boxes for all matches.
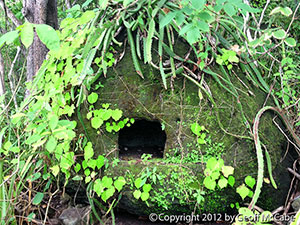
[76,40,292,214]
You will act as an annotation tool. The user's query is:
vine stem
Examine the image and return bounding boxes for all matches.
[249,106,300,209]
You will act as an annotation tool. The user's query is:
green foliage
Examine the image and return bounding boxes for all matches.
[216,48,239,70]
[203,157,234,190]
[86,101,134,132]
[190,122,208,144]
[1,0,299,221]
[132,177,152,202]
[233,207,273,225]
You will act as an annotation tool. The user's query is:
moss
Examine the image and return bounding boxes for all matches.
[74,39,289,214]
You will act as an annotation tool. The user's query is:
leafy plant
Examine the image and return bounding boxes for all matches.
[203,157,235,191]
[190,122,208,144]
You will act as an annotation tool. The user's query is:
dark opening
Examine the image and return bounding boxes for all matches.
[118,119,166,159]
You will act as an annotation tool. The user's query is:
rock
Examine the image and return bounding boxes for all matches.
[76,39,293,215]
[59,206,91,225]
[292,195,300,211]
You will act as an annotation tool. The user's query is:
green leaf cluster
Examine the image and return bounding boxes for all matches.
[203,157,235,190]
[87,100,134,132]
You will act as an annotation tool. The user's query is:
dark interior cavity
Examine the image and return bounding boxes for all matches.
[118,119,166,159]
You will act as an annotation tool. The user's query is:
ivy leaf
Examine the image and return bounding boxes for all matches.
[284,37,296,47]
[134,178,143,188]
[96,155,105,169]
[112,109,122,121]
[238,207,254,217]
[210,171,220,181]
[272,29,286,39]
[206,157,218,171]
[222,166,234,178]
[32,192,44,205]
[35,24,60,50]
[203,176,216,190]
[50,165,60,177]
[218,178,228,189]
[21,22,34,48]
[245,175,256,189]
[133,190,141,199]
[87,159,97,170]
[88,92,98,104]
[94,179,105,196]
[142,184,152,193]
[102,176,113,188]
[84,142,94,160]
[101,187,115,202]
[141,192,150,201]
[91,117,103,129]
[236,184,250,200]
[114,176,126,192]
[74,163,81,173]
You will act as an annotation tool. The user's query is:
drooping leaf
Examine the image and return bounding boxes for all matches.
[0,31,19,48]
[133,190,141,199]
[146,19,155,63]
[21,22,34,48]
[35,24,60,50]
[270,6,292,17]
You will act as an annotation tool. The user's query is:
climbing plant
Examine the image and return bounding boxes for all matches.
[0,0,299,223]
